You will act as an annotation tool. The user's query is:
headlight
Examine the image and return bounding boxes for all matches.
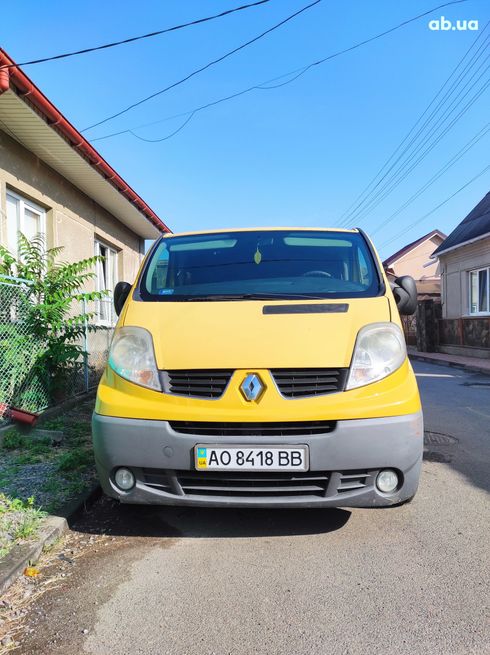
[109,326,161,391]
[346,322,406,390]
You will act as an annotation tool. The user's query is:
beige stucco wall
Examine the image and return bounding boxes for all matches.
[0,129,145,290]
[389,234,444,280]
[439,236,490,318]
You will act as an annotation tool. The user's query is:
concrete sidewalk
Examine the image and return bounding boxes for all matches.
[408,346,490,376]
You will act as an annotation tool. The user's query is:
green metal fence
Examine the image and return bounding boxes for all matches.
[0,275,114,424]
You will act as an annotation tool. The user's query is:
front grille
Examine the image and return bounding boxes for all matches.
[271,368,347,398]
[162,369,233,398]
[178,471,330,497]
[168,420,336,436]
[140,468,378,499]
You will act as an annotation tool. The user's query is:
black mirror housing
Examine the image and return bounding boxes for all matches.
[114,281,132,316]
[391,275,417,315]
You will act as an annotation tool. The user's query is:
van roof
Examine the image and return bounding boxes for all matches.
[162,227,359,239]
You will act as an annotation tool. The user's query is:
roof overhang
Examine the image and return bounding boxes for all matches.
[0,50,169,239]
[383,230,446,267]
[431,231,490,258]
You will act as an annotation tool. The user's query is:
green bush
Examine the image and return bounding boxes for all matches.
[2,429,27,450]
[56,447,93,472]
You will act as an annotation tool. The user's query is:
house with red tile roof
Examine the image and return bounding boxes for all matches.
[0,48,170,323]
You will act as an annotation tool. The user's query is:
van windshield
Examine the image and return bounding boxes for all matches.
[140,230,381,301]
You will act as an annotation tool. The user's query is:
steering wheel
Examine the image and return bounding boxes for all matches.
[302,270,332,278]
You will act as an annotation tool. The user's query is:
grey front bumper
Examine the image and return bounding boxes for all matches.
[92,412,423,508]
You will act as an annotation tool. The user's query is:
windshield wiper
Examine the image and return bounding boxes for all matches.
[173,293,326,301]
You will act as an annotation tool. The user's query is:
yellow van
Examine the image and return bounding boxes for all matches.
[93,228,422,508]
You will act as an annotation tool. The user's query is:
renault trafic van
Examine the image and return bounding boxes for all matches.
[93,228,422,508]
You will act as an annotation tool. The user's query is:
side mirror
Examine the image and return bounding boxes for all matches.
[114,281,132,316]
[391,275,417,316]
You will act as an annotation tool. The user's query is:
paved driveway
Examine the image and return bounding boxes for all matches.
[16,360,490,655]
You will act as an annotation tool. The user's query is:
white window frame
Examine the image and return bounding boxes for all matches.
[95,239,118,326]
[6,189,46,258]
[468,266,490,316]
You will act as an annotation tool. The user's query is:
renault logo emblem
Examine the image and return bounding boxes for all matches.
[240,373,265,401]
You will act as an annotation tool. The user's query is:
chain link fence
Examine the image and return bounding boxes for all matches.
[0,275,115,425]
[0,275,49,420]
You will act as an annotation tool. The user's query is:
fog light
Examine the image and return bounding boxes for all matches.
[114,467,135,491]
[376,469,399,493]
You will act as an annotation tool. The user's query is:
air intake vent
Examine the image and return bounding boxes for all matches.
[271,368,347,398]
[337,471,370,493]
[168,420,336,436]
[162,370,233,398]
[177,471,330,498]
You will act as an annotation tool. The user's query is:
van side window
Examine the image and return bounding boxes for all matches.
[149,246,169,293]
[357,248,370,285]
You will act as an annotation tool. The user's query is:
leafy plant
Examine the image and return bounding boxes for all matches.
[0,234,107,403]
[0,493,46,557]
[2,429,27,450]
[56,447,93,471]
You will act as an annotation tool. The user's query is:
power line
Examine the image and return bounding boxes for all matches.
[379,164,490,251]
[337,18,487,227]
[338,30,489,228]
[343,54,490,226]
[90,0,469,143]
[371,122,490,237]
[342,46,490,226]
[81,0,323,133]
[0,1,274,70]
[128,112,197,143]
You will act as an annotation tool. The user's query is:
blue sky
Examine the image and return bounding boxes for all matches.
[2,0,489,258]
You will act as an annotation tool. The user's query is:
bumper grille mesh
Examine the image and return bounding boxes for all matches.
[168,420,336,436]
[140,468,375,499]
[178,471,330,497]
[337,471,370,493]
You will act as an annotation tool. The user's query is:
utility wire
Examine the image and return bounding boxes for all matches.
[343,52,490,226]
[81,0,323,132]
[128,112,197,143]
[371,122,490,237]
[347,73,490,226]
[337,17,487,227]
[338,37,489,229]
[341,42,490,226]
[379,164,490,250]
[0,1,274,69]
[90,0,468,143]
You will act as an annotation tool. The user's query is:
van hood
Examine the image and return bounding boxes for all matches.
[123,297,391,369]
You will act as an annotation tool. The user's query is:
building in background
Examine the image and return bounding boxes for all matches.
[0,49,169,324]
[432,191,490,359]
[383,229,446,300]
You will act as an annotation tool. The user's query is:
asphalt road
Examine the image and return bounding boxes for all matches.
[16,360,490,655]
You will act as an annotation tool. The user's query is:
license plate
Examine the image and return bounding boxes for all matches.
[194,445,309,472]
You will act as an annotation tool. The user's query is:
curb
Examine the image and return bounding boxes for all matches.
[38,391,97,425]
[408,352,490,377]
[0,483,101,596]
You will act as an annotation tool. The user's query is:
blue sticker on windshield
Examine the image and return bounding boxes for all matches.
[158,289,174,295]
